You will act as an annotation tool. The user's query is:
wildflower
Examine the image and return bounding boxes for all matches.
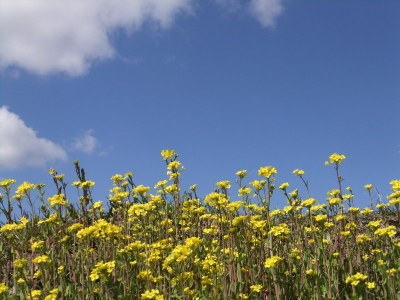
[374,226,396,238]
[216,181,231,189]
[258,166,277,178]
[301,198,317,207]
[17,278,25,284]
[141,289,164,300]
[15,181,35,195]
[361,207,374,215]
[265,256,283,268]
[47,194,68,208]
[279,182,289,190]
[236,170,247,178]
[364,184,373,190]
[314,214,328,222]
[38,213,59,225]
[310,204,326,212]
[326,153,346,165]
[356,234,371,243]
[161,149,177,160]
[387,268,397,276]
[324,222,334,228]
[269,224,290,237]
[14,258,27,269]
[0,179,16,187]
[92,201,103,209]
[76,219,122,239]
[289,189,298,198]
[293,169,305,176]
[90,261,116,281]
[306,269,316,276]
[44,289,59,300]
[366,282,376,289]
[164,184,179,194]
[189,184,197,190]
[80,181,95,188]
[327,197,341,205]
[249,180,266,190]
[167,161,181,171]
[345,272,367,286]
[133,185,151,195]
[0,283,9,295]
[238,187,251,197]
[26,290,42,300]
[33,255,51,265]
[57,266,65,274]
[250,285,263,292]
[67,223,84,232]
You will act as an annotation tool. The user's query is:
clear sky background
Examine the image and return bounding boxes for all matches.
[0,0,399,211]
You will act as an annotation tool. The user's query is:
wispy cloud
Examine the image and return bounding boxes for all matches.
[0,0,192,76]
[0,106,67,170]
[214,0,284,28]
[72,129,98,155]
[248,0,284,28]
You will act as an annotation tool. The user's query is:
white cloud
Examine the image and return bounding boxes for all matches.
[214,0,283,28]
[0,106,67,170]
[248,0,284,28]
[72,130,98,154]
[0,0,191,76]
[214,0,242,12]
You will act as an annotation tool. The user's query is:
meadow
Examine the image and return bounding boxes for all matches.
[0,151,399,299]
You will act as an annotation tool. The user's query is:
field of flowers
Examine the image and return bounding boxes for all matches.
[0,151,399,299]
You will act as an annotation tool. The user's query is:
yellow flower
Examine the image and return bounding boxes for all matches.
[14,258,27,269]
[141,289,164,300]
[265,256,283,268]
[236,170,247,178]
[387,268,397,276]
[80,181,95,188]
[293,169,305,176]
[279,182,289,190]
[356,234,371,243]
[0,179,16,187]
[33,255,51,265]
[327,153,346,165]
[306,269,316,276]
[15,181,36,195]
[268,224,290,237]
[216,180,231,189]
[314,214,328,222]
[26,290,42,300]
[249,180,266,190]
[374,226,396,237]
[301,198,317,207]
[345,272,367,286]
[161,149,177,160]
[90,261,116,281]
[31,241,45,251]
[258,166,277,178]
[238,187,251,197]
[250,285,263,293]
[364,184,373,190]
[0,283,9,295]
[44,289,59,300]
[133,185,151,195]
[366,282,376,289]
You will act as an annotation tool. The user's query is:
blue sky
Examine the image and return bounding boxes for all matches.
[0,0,399,211]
